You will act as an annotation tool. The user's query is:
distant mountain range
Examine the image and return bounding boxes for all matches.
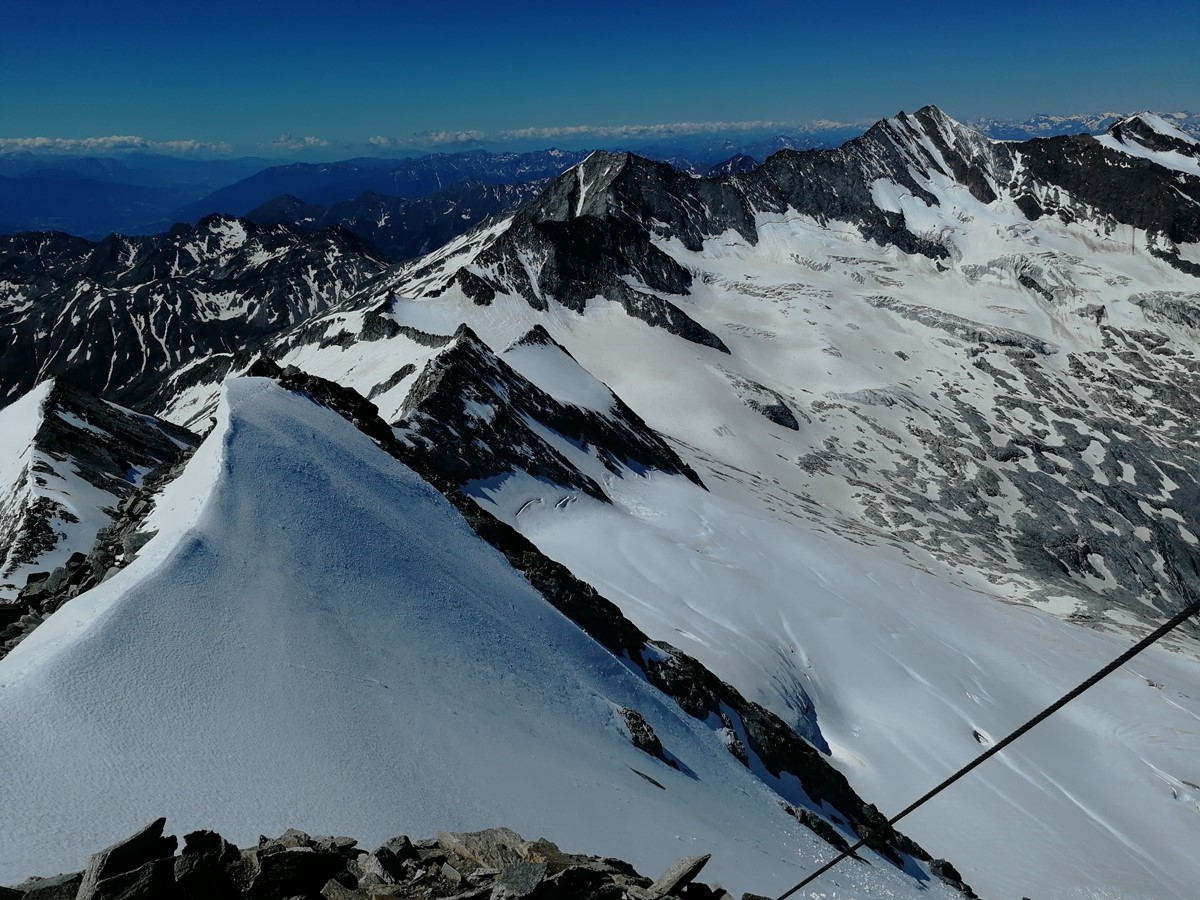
[970,110,1200,140]
[179,150,592,220]
[242,179,550,261]
[0,216,388,406]
[3,110,1196,243]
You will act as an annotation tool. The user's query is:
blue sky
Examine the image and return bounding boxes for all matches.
[2,0,1196,155]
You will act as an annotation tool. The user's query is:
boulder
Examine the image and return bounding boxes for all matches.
[82,858,175,900]
[491,861,545,898]
[174,829,241,899]
[242,846,347,899]
[539,865,625,899]
[320,879,367,900]
[648,854,710,898]
[435,829,531,869]
[76,818,177,900]
[929,859,979,899]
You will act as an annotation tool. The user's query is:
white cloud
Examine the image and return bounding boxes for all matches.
[270,134,331,151]
[369,118,865,148]
[0,135,233,155]
[370,130,487,149]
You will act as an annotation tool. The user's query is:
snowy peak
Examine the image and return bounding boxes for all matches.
[1014,122,1200,271]
[897,104,1008,202]
[421,168,730,352]
[706,153,759,176]
[1111,112,1200,149]
[1102,112,1200,170]
[0,378,197,602]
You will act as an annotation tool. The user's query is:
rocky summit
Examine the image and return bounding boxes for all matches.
[1,820,804,900]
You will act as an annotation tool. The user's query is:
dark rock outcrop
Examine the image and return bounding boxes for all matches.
[0,406,199,661]
[619,707,681,771]
[76,818,177,900]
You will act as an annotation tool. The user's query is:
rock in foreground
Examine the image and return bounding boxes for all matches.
[8,821,750,900]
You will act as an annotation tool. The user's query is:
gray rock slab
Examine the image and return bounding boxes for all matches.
[436,829,531,869]
[649,853,711,897]
[76,819,177,900]
[14,872,82,900]
[492,861,546,898]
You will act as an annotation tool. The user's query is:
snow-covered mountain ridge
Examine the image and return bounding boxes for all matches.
[970,109,1200,142]
[0,378,964,898]
[4,105,1200,898]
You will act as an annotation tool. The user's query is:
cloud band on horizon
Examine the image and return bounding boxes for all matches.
[0,135,234,155]
[370,117,866,149]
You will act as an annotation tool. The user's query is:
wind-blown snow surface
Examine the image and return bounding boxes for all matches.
[0,379,955,899]
[481,472,1200,899]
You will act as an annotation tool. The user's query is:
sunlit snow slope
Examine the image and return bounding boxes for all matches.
[0,379,957,899]
[489,473,1200,899]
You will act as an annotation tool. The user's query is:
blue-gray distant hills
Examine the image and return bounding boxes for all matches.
[181,150,592,220]
[0,154,273,238]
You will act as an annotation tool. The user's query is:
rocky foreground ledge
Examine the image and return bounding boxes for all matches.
[1,818,784,900]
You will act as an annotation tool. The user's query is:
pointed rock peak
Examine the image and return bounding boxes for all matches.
[563,150,637,219]
[913,103,953,122]
[246,355,285,379]
[508,323,560,351]
[194,211,241,230]
[910,104,986,144]
[706,153,759,176]
[580,148,634,168]
[450,321,486,347]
